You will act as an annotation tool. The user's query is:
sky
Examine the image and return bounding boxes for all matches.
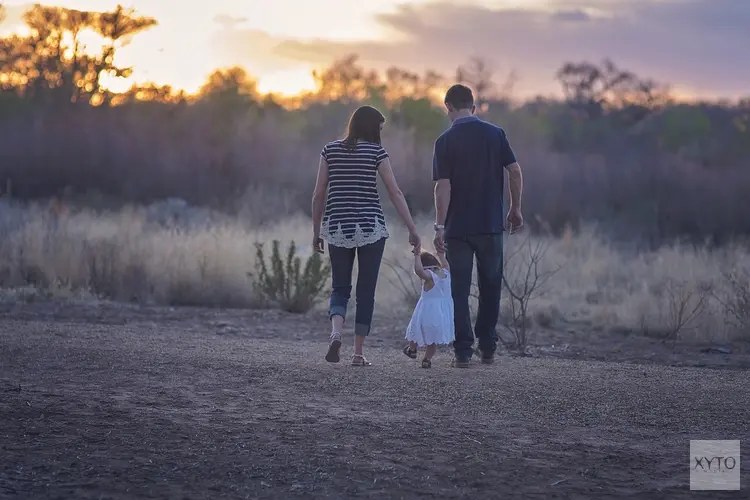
[1,0,748,99]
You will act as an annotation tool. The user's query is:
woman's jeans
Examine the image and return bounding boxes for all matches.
[328,238,386,337]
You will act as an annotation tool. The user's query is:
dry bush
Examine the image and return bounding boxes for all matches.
[0,204,748,345]
[713,269,750,336]
[381,256,422,310]
[499,235,562,354]
[639,278,713,341]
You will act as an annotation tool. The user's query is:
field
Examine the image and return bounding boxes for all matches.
[1,201,749,344]
[1,203,749,499]
[1,303,748,499]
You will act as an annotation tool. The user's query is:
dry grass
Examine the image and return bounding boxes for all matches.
[0,201,747,343]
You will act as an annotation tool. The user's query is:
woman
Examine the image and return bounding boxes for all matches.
[311,105,421,366]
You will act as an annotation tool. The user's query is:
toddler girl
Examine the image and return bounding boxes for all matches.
[403,247,455,368]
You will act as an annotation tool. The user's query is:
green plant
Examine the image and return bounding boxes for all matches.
[249,239,330,313]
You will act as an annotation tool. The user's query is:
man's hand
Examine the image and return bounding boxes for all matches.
[313,234,324,253]
[506,207,523,234]
[433,228,446,253]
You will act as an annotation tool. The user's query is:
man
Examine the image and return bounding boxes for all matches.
[432,84,524,368]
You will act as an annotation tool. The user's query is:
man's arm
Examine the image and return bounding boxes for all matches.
[432,137,451,227]
[499,129,523,212]
[505,162,523,211]
[434,180,450,226]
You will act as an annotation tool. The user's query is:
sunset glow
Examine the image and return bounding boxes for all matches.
[0,0,441,96]
[0,0,747,99]
[256,67,318,97]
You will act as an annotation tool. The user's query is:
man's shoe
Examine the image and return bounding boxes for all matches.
[451,357,470,368]
[475,347,495,365]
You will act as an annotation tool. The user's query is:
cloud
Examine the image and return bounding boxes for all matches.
[550,9,592,23]
[271,0,750,98]
[213,14,249,30]
[2,0,747,98]
[210,27,306,75]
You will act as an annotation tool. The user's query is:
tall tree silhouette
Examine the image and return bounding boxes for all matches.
[0,4,157,106]
[556,59,668,122]
[311,55,383,104]
[456,57,495,108]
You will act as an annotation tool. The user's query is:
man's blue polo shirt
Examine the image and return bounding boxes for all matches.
[432,116,517,239]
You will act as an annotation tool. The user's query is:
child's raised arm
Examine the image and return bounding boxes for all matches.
[413,251,432,281]
[436,250,450,271]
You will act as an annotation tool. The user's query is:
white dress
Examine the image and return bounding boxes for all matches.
[405,268,455,347]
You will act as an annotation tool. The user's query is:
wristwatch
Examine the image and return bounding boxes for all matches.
[433,223,445,231]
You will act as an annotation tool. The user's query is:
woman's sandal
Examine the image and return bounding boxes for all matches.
[403,345,417,359]
[325,331,342,363]
[351,354,372,367]
[421,358,432,369]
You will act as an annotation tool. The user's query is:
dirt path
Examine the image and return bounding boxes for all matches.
[1,306,748,499]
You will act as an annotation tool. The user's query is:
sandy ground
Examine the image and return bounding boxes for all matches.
[1,302,748,499]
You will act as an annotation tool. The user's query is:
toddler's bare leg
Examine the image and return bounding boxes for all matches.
[424,344,437,361]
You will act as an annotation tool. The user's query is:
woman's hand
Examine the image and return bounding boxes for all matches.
[408,227,421,254]
[313,234,324,254]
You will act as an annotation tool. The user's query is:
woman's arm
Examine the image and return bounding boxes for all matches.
[377,157,418,234]
[413,251,431,281]
[311,156,328,236]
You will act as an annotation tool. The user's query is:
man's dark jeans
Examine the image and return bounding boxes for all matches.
[446,234,503,360]
[328,238,386,337]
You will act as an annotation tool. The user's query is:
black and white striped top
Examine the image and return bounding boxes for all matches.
[320,140,390,248]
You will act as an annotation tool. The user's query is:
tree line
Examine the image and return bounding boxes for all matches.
[1,3,750,246]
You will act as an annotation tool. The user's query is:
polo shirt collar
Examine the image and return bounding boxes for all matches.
[451,115,480,127]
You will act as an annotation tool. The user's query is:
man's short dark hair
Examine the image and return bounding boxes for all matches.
[444,84,474,110]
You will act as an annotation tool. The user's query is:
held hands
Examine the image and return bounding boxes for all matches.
[433,228,446,254]
[408,227,421,254]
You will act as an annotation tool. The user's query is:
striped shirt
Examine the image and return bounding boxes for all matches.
[320,140,390,248]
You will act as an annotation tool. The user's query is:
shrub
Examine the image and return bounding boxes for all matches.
[714,269,750,337]
[500,235,562,355]
[249,239,330,313]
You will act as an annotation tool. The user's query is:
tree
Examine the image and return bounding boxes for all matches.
[0,4,157,106]
[199,67,258,100]
[111,82,185,105]
[384,67,443,102]
[311,54,384,104]
[456,57,495,108]
[556,59,668,123]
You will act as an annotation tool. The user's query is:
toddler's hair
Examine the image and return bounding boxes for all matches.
[420,251,441,269]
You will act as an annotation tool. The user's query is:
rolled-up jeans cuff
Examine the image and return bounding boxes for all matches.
[354,323,370,337]
[329,305,347,321]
